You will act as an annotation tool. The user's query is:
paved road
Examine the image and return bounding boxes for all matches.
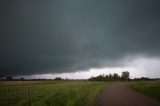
[100,83,160,106]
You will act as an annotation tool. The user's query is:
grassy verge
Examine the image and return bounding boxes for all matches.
[0,81,109,106]
[131,81,160,100]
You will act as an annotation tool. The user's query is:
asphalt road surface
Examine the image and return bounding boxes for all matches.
[100,82,160,106]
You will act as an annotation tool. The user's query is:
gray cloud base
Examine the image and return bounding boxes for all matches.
[0,0,160,75]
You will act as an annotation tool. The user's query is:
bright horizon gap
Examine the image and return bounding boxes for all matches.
[13,67,156,80]
[14,56,160,79]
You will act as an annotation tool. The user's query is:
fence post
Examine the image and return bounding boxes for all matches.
[28,89,32,106]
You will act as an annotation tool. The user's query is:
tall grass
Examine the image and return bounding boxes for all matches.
[132,81,160,100]
[0,81,108,106]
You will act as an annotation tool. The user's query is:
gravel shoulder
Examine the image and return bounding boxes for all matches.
[100,82,160,106]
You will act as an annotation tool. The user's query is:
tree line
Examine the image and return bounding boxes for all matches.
[1,71,160,81]
[88,71,130,81]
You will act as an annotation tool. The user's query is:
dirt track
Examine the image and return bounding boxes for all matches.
[100,82,160,106]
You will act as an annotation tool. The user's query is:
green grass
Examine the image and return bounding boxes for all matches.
[0,81,109,106]
[131,81,160,100]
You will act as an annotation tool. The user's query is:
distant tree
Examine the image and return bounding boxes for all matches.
[113,73,120,80]
[140,77,150,80]
[105,75,109,81]
[109,74,112,80]
[6,76,12,81]
[97,75,104,81]
[20,77,25,80]
[54,77,62,80]
[89,72,130,81]
[121,71,130,80]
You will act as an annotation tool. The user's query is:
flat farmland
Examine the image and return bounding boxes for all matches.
[0,81,108,106]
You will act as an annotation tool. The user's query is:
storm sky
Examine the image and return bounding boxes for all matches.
[1,0,160,77]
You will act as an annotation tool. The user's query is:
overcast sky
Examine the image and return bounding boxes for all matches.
[0,0,160,78]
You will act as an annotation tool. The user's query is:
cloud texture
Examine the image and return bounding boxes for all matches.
[0,0,160,75]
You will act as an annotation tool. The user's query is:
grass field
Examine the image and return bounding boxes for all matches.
[0,81,109,106]
[131,81,160,100]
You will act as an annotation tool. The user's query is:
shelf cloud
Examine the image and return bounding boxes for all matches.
[0,0,160,76]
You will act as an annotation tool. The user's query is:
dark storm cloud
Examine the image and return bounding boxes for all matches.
[0,0,160,75]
